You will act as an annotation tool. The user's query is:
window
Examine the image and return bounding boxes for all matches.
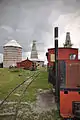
[50,54,55,62]
[70,54,76,60]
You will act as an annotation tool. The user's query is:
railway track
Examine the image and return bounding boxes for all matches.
[0,71,40,119]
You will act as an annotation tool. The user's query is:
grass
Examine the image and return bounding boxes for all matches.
[0,68,34,101]
[0,68,61,120]
[23,70,52,102]
[0,67,51,102]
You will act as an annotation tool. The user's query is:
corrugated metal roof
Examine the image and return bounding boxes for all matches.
[4,40,22,48]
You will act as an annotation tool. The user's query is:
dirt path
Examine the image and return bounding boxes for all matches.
[33,89,57,113]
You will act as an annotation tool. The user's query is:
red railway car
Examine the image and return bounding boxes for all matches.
[47,47,78,67]
[46,28,80,119]
[59,60,80,119]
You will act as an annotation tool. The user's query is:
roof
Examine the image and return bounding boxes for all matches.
[17,59,33,63]
[3,40,22,48]
[29,58,44,62]
[48,47,78,50]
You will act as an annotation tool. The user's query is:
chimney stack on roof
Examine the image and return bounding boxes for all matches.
[63,32,73,48]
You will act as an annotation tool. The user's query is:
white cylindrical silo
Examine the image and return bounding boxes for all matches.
[3,40,22,68]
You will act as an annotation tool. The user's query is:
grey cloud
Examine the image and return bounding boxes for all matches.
[1,25,14,33]
[0,0,80,58]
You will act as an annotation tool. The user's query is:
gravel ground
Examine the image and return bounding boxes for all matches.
[0,90,61,120]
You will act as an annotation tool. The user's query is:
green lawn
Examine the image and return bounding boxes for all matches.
[0,68,51,102]
[0,68,61,120]
[23,69,52,102]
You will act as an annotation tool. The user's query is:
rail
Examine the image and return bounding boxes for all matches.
[0,71,40,119]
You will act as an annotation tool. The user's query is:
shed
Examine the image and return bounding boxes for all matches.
[17,58,36,70]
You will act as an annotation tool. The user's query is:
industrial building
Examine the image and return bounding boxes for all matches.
[17,40,44,69]
[3,40,22,68]
[30,40,38,59]
[30,40,44,67]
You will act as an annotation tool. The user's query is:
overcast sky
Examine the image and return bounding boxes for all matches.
[0,0,80,62]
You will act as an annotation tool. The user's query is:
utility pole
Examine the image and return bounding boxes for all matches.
[54,27,60,110]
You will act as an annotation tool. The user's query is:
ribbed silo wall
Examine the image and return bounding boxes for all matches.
[3,46,22,68]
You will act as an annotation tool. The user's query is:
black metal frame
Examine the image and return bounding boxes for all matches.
[72,101,80,119]
[60,88,80,91]
[54,27,60,110]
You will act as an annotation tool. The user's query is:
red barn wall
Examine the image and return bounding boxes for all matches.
[17,59,33,69]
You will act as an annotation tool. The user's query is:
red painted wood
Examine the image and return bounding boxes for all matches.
[17,59,33,69]
[60,91,80,118]
[47,48,78,66]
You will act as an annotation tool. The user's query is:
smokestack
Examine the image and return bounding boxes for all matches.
[66,32,70,40]
[63,32,73,48]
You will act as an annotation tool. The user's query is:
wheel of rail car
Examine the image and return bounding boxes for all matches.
[63,118,73,120]
[74,117,80,120]
[63,117,76,120]
[73,110,80,120]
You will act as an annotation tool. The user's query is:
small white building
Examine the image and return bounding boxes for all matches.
[3,40,22,68]
[30,58,44,67]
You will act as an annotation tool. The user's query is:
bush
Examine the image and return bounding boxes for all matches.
[9,68,20,72]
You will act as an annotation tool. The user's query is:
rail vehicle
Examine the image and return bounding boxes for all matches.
[46,27,80,119]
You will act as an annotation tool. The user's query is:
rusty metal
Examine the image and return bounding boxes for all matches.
[66,62,80,88]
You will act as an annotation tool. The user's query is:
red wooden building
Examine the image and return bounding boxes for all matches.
[17,58,36,70]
